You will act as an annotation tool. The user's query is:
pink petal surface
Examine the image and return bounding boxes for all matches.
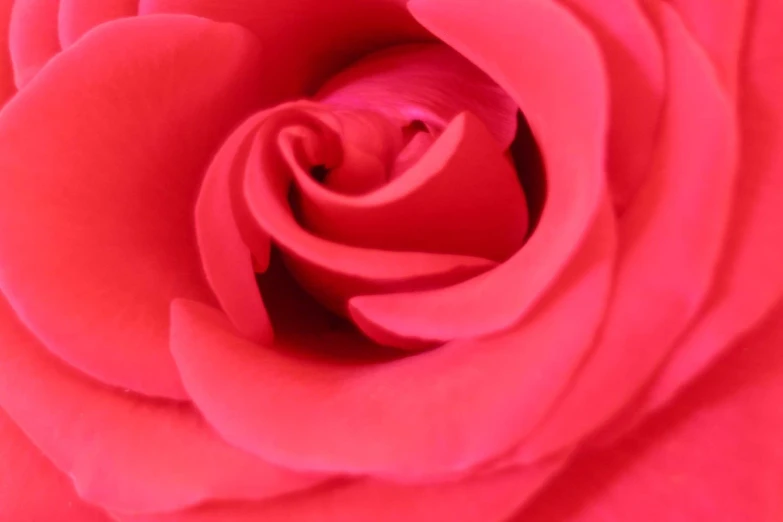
[140,0,426,101]
[8,0,61,87]
[350,0,608,344]
[558,0,665,211]
[0,15,267,398]
[58,0,138,47]
[169,196,613,478]
[613,0,783,431]
[120,459,563,522]
[0,295,323,515]
[513,300,783,522]
[511,2,737,461]
[316,43,518,149]
[0,406,111,522]
[0,0,15,106]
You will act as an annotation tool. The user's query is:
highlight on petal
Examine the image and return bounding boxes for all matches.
[615,0,783,426]
[119,460,564,522]
[510,2,737,462]
[0,295,323,515]
[141,0,427,102]
[514,299,783,522]
[170,198,612,480]
[316,43,518,149]
[8,0,61,88]
[0,406,111,522]
[57,0,138,47]
[559,0,665,210]
[0,15,267,398]
[350,0,609,344]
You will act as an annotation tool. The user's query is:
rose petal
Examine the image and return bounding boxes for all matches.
[510,2,737,461]
[58,0,138,47]
[0,0,15,106]
[169,198,612,479]
[0,406,111,521]
[613,0,783,429]
[350,0,609,344]
[118,460,564,522]
[559,0,665,210]
[316,43,518,149]
[0,295,323,515]
[8,0,61,87]
[292,111,528,269]
[0,15,267,398]
[513,299,783,522]
[141,0,426,101]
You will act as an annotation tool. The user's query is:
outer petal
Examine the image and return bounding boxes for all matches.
[140,0,426,101]
[616,0,783,430]
[0,0,15,105]
[560,0,665,210]
[8,0,60,88]
[0,406,111,521]
[512,2,737,461]
[513,300,783,522]
[120,459,564,522]
[0,15,267,398]
[58,0,138,47]
[350,0,609,344]
[0,295,323,515]
[169,198,612,479]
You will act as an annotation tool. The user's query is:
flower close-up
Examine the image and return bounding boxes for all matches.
[0,0,781,521]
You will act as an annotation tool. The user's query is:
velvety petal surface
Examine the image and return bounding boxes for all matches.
[350,0,609,344]
[58,0,138,47]
[617,0,783,427]
[170,195,613,478]
[120,459,563,522]
[513,300,783,522]
[8,0,61,88]
[512,2,737,461]
[0,295,322,515]
[0,406,112,521]
[0,14,267,398]
[0,0,15,105]
[559,0,665,211]
[141,0,426,102]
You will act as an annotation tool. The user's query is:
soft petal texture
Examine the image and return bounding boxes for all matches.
[0,406,111,521]
[196,112,274,343]
[292,111,528,266]
[513,301,783,522]
[0,0,15,105]
[512,2,737,461]
[350,0,609,344]
[316,43,518,149]
[170,197,612,478]
[120,460,563,522]
[615,0,783,427]
[559,0,665,210]
[140,0,427,102]
[0,295,322,515]
[0,15,267,398]
[244,106,498,315]
[58,0,138,47]
[8,0,61,87]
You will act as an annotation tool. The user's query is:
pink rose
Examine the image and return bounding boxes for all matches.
[0,0,781,520]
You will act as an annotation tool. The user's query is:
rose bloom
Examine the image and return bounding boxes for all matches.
[0,0,781,520]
